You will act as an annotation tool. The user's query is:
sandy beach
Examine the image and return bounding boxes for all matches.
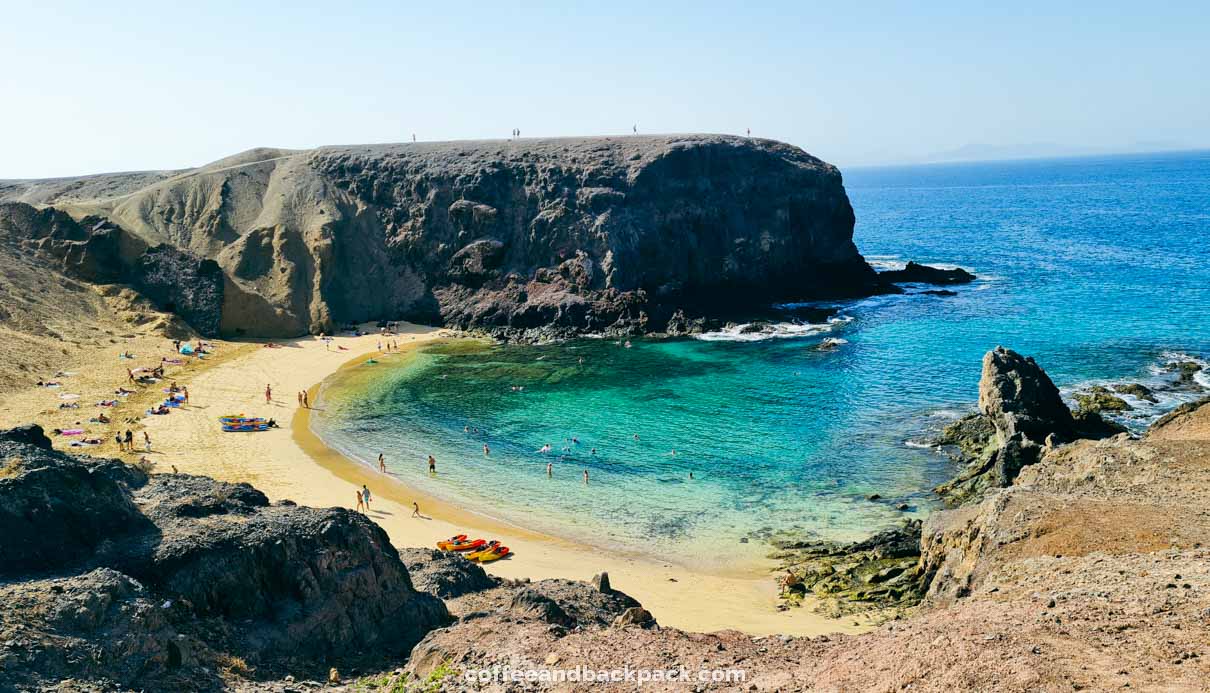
[8,323,867,637]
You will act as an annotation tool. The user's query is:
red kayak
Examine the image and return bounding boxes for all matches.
[447,538,487,552]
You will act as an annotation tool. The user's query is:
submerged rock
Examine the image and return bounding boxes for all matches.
[1114,382,1158,403]
[1073,385,1132,415]
[774,520,924,618]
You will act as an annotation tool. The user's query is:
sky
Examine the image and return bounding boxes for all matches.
[2,1,1208,178]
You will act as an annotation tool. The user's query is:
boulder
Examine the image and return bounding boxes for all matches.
[591,571,611,593]
[399,547,498,598]
[612,607,656,628]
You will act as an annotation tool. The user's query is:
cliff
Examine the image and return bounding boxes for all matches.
[1,136,879,339]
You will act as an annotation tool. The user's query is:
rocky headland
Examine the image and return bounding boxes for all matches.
[1,136,970,343]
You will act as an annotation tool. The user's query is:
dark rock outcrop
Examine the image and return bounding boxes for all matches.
[399,547,499,598]
[936,347,1099,505]
[129,244,225,337]
[878,261,975,285]
[0,426,448,689]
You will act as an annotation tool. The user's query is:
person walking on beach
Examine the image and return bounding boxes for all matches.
[428,455,437,474]
[412,501,421,518]
[378,453,386,473]
[143,431,151,452]
[181,386,189,404]
[302,391,310,409]
[361,485,372,510]
[297,391,303,407]
[265,384,272,404]
[355,489,365,513]
[125,429,133,452]
[546,461,553,477]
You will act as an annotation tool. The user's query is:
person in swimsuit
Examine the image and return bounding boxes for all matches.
[428,455,436,474]
[361,485,372,510]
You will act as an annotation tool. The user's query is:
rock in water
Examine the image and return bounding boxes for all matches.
[937,347,1109,505]
[978,346,1075,443]
[878,261,976,285]
[1,136,883,339]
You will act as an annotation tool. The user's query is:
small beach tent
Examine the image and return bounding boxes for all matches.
[179,343,195,355]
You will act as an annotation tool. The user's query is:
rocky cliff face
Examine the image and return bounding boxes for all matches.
[1,136,880,339]
[0,425,448,689]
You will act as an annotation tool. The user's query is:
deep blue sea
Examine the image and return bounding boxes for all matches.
[314,151,1210,571]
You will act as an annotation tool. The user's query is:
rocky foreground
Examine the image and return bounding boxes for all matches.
[3,348,1208,691]
[1,136,896,341]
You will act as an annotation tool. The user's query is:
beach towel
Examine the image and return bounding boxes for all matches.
[59,393,80,400]
[59,428,85,436]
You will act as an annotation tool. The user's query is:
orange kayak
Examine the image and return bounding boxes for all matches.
[465,541,500,560]
[435,534,469,550]
[446,538,486,552]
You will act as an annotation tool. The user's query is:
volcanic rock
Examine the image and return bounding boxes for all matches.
[878,261,975,285]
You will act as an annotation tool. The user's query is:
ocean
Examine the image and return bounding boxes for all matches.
[312,150,1210,572]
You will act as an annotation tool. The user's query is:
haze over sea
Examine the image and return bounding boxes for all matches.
[313,151,1210,572]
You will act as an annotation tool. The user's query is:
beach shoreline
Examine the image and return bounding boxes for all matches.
[110,322,868,636]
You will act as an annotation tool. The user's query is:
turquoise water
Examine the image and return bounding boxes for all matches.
[314,151,1210,570]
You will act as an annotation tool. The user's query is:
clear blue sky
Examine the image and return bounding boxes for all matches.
[2,1,1207,178]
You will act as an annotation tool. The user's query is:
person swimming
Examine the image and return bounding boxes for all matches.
[538,443,552,454]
